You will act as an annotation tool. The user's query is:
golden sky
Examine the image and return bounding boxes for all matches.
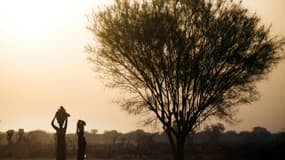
[0,0,284,133]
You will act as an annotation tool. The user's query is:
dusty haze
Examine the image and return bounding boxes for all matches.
[0,0,284,133]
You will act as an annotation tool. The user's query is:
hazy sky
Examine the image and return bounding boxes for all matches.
[0,0,284,133]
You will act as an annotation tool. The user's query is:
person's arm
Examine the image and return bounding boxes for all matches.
[63,118,68,131]
[76,122,80,135]
[51,116,58,130]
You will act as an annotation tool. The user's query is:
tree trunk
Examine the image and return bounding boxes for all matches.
[174,137,185,160]
[165,130,186,160]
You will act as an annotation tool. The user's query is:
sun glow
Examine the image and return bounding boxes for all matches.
[0,0,112,42]
[0,0,113,66]
[0,0,68,41]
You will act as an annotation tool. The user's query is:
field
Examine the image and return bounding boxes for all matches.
[0,159,118,160]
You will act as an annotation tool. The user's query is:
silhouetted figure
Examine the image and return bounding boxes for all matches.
[51,106,70,160]
[77,120,86,160]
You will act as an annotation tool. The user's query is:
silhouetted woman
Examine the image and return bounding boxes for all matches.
[51,106,70,160]
[77,120,86,160]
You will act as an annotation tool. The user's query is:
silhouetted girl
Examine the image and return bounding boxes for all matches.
[77,120,86,160]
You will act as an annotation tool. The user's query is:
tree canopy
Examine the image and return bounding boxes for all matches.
[87,0,284,159]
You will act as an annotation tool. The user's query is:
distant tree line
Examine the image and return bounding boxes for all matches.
[0,126,284,159]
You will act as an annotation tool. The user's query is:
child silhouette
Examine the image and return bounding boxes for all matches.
[77,120,86,160]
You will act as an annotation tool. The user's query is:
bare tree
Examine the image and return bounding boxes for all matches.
[6,130,14,156]
[87,0,284,160]
[103,130,121,157]
[7,130,14,145]
[17,129,25,142]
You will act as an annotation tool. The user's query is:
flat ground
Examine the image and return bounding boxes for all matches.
[0,159,117,160]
